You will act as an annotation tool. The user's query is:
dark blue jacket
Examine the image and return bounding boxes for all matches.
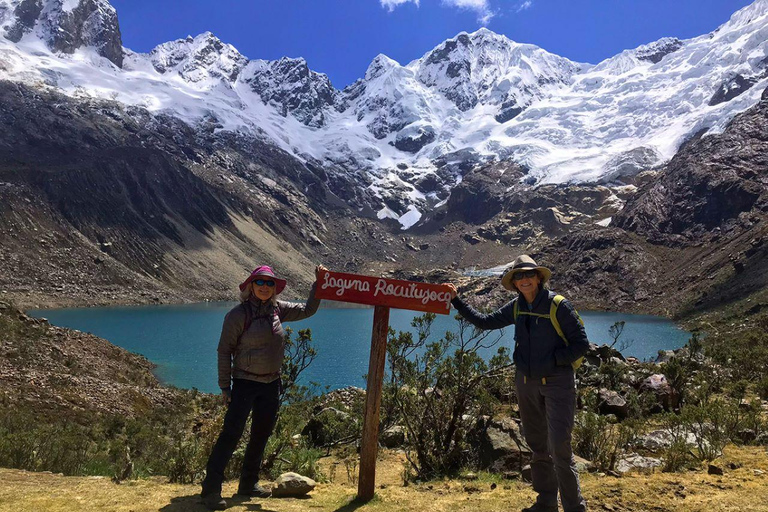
[451,288,590,380]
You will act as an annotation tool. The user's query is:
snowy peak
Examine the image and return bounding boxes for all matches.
[149,32,248,85]
[1,0,122,67]
[1,0,767,229]
[414,28,580,112]
[365,53,401,81]
[243,56,342,128]
[719,0,768,31]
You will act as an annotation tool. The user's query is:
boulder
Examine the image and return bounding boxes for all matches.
[616,453,662,474]
[597,389,629,420]
[592,344,626,362]
[301,407,354,446]
[472,416,531,472]
[635,429,699,452]
[639,374,680,411]
[380,425,406,448]
[271,472,316,498]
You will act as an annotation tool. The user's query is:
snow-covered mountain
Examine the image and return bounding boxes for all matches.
[1,0,767,228]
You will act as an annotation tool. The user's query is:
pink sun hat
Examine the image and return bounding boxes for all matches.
[239,265,287,295]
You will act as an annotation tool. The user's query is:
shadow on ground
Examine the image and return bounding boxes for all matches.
[159,494,280,512]
[333,496,369,512]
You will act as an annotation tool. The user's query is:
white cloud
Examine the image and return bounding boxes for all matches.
[517,0,533,12]
[442,0,494,25]
[380,0,496,25]
[380,0,420,12]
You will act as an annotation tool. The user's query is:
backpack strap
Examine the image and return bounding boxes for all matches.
[240,301,254,341]
[550,295,567,343]
[550,294,584,370]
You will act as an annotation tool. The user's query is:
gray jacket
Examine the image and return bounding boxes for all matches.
[451,288,589,380]
[217,285,320,389]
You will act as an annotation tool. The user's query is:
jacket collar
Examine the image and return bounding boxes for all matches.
[519,287,548,310]
[248,297,275,315]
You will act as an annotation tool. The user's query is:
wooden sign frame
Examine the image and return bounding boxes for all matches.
[315,270,453,315]
[315,270,452,500]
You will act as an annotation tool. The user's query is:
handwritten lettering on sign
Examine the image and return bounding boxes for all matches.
[315,271,452,314]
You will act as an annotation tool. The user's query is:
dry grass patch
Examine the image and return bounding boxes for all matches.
[1,446,767,512]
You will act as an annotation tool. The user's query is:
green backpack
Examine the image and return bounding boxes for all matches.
[513,294,585,371]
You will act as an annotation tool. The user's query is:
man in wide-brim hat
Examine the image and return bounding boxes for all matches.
[447,255,589,512]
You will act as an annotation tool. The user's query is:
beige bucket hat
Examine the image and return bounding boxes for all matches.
[501,255,552,291]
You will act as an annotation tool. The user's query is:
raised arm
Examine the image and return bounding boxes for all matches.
[278,265,325,323]
[449,285,516,330]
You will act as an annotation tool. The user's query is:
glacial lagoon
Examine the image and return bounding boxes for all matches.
[28,303,690,394]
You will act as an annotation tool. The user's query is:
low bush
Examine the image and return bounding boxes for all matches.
[384,313,508,480]
[0,327,322,483]
[573,412,642,471]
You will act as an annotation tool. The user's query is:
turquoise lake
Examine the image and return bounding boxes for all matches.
[28,304,690,394]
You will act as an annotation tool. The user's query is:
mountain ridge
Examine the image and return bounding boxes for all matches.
[2,0,767,226]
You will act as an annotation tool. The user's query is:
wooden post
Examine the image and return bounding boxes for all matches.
[357,305,390,501]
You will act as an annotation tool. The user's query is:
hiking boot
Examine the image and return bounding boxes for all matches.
[522,503,558,512]
[201,493,227,510]
[236,482,272,498]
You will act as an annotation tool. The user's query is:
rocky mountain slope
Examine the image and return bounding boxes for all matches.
[1,0,767,226]
[436,88,768,320]
[0,79,409,307]
[0,0,766,321]
[0,300,178,417]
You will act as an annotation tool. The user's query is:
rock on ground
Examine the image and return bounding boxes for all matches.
[271,472,317,498]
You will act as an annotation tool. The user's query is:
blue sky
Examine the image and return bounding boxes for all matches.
[110,0,755,88]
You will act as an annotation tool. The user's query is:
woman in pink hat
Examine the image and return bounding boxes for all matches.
[201,264,326,510]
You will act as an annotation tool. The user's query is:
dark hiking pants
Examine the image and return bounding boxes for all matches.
[201,378,280,496]
[516,372,587,512]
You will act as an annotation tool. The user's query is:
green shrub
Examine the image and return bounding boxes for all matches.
[659,412,697,472]
[384,313,507,480]
[705,330,768,381]
[596,359,628,390]
[573,412,642,471]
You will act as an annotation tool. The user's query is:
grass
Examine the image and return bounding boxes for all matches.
[1,446,767,512]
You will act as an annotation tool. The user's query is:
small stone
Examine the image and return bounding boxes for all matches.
[708,464,724,476]
[754,469,765,476]
[462,472,478,481]
[271,472,316,498]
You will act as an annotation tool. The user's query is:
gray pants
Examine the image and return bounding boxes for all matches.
[516,372,586,512]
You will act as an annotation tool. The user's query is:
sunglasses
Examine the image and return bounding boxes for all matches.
[253,279,276,287]
[512,270,539,281]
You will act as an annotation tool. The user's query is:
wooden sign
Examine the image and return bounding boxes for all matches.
[315,270,452,315]
[315,270,454,501]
